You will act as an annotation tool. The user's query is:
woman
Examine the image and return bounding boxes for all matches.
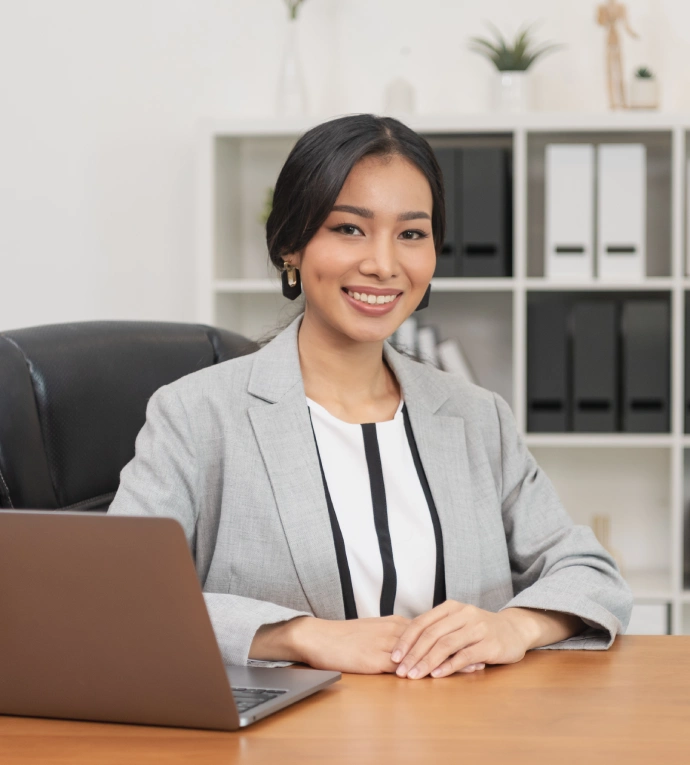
[109,114,632,680]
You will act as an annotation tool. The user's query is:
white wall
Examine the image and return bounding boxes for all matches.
[1,0,689,329]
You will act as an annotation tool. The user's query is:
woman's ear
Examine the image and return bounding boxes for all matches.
[285,251,304,269]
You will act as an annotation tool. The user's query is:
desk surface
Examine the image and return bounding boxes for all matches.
[1,636,689,765]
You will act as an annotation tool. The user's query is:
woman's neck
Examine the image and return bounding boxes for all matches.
[296,309,401,423]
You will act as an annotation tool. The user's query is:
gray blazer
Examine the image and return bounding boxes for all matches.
[108,312,633,666]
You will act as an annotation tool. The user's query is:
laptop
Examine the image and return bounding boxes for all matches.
[0,510,340,730]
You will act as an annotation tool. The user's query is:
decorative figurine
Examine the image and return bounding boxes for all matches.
[596,0,639,109]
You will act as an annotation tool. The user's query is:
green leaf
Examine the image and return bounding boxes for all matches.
[467,18,562,71]
[484,20,509,49]
[468,37,503,57]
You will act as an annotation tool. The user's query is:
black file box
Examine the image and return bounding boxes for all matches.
[459,148,511,277]
[527,299,569,432]
[433,148,459,277]
[621,300,670,432]
[571,300,618,432]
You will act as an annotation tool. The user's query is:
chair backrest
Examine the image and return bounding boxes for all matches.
[0,321,258,511]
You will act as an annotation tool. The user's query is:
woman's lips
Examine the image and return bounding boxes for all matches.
[341,288,402,316]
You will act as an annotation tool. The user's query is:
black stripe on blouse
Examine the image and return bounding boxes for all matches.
[361,423,397,617]
[402,403,447,607]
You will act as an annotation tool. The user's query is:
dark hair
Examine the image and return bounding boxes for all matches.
[265,113,446,269]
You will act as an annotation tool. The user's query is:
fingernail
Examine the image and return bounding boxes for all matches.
[392,650,402,663]
[396,665,407,677]
[431,668,443,678]
[408,668,420,679]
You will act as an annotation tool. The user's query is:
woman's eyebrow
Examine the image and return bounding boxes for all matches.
[331,204,431,221]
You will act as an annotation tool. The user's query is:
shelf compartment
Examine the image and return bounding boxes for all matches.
[526,130,673,279]
[422,134,513,279]
[526,290,672,435]
[213,135,297,281]
[529,446,672,584]
[416,291,513,408]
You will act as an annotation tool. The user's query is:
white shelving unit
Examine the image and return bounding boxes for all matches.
[197,112,690,635]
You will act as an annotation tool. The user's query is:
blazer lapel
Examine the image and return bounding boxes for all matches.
[247,314,344,620]
[383,343,482,607]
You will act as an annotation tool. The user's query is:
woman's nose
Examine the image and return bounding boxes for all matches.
[361,237,398,278]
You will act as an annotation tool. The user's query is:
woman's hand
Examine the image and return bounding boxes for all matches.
[390,601,537,679]
[252,614,412,674]
[295,615,412,674]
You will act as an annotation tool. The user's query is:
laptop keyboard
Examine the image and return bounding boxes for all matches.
[232,686,288,714]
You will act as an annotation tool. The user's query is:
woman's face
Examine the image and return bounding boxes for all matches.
[290,154,436,345]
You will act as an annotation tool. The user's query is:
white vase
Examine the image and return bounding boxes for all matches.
[629,77,659,110]
[493,70,530,114]
[276,19,308,117]
[383,77,416,115]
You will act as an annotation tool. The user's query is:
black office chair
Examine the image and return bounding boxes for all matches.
[0,321,258,512]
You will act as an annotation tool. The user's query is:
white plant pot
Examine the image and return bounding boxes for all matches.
[493,70,530,113]
[629,77,659,110]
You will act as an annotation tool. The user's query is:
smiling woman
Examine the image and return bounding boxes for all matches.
[109,114,632,679]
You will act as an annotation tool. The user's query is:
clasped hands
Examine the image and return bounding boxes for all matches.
[286,600,541,679]
[391,601,533,679]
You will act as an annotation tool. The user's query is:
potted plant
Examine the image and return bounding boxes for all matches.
[629,66,659,110]
[468,22,563,113]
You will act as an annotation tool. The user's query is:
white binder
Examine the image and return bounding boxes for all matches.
[393,316,418,356]
[436,338,477,383]
[416,326,439,367]
[544,144,595,281]
[597,143,646,281]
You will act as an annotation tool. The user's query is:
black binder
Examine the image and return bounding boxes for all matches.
[571,300,618,432]
[459,148,511,277]
[527,298,569,432]
[621,299,670,432]
[432,148,459,277]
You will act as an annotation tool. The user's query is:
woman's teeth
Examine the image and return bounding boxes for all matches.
[346,290,398,305]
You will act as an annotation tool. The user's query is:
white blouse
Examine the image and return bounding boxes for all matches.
[305,395,444,620]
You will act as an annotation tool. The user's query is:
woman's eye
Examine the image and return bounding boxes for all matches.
[331,224,364,236]
[400,229,429,240]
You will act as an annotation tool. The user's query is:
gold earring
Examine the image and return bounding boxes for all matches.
[283,261,297,287]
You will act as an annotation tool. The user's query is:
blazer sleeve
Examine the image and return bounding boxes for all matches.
[491,392,633,650]
[107,384,312,667]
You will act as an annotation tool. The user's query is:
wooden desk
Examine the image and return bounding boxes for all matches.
[1,636,689,765]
